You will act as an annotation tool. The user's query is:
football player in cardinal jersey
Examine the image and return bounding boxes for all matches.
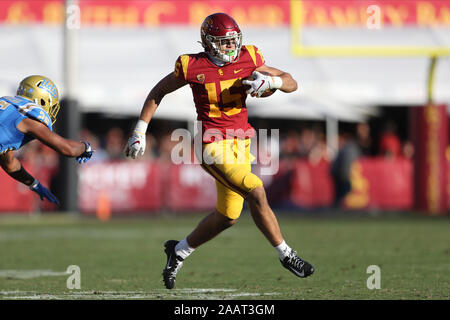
[0,75,94,205]
[125,13,314,289]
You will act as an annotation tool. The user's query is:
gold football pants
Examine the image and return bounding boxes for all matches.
[198,138,263,219]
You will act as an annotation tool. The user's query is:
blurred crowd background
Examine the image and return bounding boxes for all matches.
[18,115,414,164]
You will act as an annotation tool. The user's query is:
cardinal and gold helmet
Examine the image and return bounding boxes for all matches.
[200,13,243,64]
[16,75,60,124]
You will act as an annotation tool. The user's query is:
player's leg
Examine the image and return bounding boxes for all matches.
[187,181,242,247]
[185,210,236,247]
[202,139,315,278]
[246,184,315,278]
[163,175,244,289]
[246,185,283,246]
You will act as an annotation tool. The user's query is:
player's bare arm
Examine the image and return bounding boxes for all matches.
[139,72,188,123]
[255,64,298,93]
[17,118,86,157]
[125,73,187,159]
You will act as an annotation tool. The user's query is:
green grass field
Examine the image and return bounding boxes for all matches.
[0,212,449,300]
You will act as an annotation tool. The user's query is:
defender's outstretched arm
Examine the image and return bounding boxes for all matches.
[0,150,59,204]
[17,118,87,157]
[0,151,34,185]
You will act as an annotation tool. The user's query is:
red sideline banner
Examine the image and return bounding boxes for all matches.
[344,157,413,210]
[79,161,162,214]
[0,158,447,213]
[289,159,335,208]
[287,157,414,210]
[0,168,34,212]
[165,164,216,212]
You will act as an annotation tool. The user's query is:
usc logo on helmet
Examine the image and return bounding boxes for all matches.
[202,18,214,32]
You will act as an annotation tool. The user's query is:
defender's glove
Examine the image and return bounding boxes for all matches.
[76,141,94,164]
[242,71,283,98]
[125,120,148,159]
[30,179,59,204]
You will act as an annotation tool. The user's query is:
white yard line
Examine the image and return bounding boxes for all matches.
[0,269,68,279]
[0,288,280,300]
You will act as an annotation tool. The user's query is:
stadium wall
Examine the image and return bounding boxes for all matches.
[1,157,448,214]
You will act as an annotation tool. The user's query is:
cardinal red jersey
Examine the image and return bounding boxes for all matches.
[174,45,265,143]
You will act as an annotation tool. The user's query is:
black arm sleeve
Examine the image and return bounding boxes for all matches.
[7,164,35,186]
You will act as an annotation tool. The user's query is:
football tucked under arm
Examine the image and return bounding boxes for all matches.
[242,71,281,98]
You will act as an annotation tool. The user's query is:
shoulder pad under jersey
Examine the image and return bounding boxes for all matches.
[9,96,53,131]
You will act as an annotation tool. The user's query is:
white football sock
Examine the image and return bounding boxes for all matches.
[175,238,195,260]
[274,240,292,260]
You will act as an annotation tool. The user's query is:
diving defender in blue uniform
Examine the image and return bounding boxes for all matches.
[0,75,93,204]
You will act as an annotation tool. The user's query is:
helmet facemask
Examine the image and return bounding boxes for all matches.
[37,98,60,125]
[202,31,242,64]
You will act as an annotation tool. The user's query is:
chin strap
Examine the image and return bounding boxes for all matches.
[205,52,226,66]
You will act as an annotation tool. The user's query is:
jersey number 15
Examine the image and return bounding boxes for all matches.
[205,78,244,118]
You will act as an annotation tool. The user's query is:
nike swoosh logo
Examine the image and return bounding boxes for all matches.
[130,141,140,147]
[234,69,243,74]
[286,264,305,277]
[166,252,172,268]
[256,80,265,91]
[294,269,305,277]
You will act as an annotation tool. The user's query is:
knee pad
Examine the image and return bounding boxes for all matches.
[227,167,263,194]
[243,172,263,192]
[216,203,243,220]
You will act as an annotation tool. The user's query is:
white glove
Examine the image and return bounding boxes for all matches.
[242,71,283,98]
[125,120,148,159]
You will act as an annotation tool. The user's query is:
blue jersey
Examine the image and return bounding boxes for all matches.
[0,96,52,154]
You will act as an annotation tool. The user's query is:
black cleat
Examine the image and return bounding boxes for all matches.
[162,240,184,289]
[280,250,314,278]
